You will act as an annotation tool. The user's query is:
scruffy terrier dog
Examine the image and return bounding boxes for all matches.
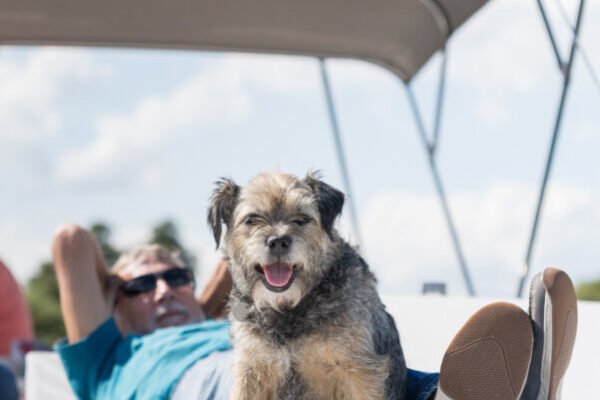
[208,172,406,400]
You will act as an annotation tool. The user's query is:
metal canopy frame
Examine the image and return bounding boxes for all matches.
[319,1,477,296]
[403,47,476,297]
[516,0,586,297]
[320,0,589,297]
[319,58,363,250]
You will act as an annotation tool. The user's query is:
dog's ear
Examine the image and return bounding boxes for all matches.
[304,172,345,235]
[207,178,240,249]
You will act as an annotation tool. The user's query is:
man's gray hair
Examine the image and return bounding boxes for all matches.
[111,244,185,276]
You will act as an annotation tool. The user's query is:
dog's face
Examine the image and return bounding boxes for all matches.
[208,172,344,312]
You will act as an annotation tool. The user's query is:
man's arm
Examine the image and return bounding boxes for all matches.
[197,259,232,319]
[52,224,113,343]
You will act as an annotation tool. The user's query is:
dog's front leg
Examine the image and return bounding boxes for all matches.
[296,338,391,400]
[230,353,284,400]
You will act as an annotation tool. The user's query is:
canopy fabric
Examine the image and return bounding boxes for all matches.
[0,0,487,81]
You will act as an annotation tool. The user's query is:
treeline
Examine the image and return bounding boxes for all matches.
[26,220,195,344]
[577,279,600,301]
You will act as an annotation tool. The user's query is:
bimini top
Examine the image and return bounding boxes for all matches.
[0,0,487,82]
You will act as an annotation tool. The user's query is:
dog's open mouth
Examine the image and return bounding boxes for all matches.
[255,262,296,292]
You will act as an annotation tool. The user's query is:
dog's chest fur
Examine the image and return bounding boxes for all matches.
[229,241,407,399]
[231,306,392,400]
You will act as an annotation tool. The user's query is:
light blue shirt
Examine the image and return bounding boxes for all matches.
[57,318,232,400]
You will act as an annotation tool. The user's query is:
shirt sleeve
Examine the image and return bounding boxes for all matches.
[56,318,121,400]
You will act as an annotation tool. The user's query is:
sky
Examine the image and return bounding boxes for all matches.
[1,0,599,297]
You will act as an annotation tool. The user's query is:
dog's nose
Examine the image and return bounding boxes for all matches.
[267,235,292,255]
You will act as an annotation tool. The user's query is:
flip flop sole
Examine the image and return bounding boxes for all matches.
[524,268,578,400]
[437,302,533,400]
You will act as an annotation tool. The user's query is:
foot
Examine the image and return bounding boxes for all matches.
[435,302,533,400]
[521,268,578,400]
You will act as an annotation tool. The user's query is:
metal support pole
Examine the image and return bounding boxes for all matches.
[406,85,476,296]
[536,0,567,72]
[431,47,448,155]
[319,58,363,249]
[400,1,475,294]
[516,0,585,297]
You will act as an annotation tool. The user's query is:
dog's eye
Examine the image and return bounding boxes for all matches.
[244,215,261,226]
[292,217,310,227]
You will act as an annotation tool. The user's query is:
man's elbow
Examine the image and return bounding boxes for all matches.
[52,224,93,269]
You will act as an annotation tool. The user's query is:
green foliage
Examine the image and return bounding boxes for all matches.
[148,220,196,268]
[90,222,121,267]
[26,261,65,345]
[576,279,600,301]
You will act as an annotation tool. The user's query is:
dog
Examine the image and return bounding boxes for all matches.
[208,171,406,400]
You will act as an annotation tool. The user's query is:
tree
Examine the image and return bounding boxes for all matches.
[90,222,121,267]
[148,220,196,268]
[576,279,600,301]
[26,261,65,344]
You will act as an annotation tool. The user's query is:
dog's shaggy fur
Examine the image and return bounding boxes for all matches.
[208,172,406,400]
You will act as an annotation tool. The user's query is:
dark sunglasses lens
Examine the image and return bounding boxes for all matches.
[121,275,157,296]
[163,268,193,288]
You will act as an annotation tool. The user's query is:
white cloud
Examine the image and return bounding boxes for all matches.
[55,54,316,185]
[0,219,51,284]
[361,180,596,296]
[450,0,554,93]
[474,100,511,127]
[572,120,600,140]
[0,47,111,153]
[326,59,398,89]
[111,224,150,250]
[227,54,316,92]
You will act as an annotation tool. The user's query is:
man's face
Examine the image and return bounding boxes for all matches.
[115,262,205,335]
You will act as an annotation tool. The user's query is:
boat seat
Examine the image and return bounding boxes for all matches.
[25,296,600,399]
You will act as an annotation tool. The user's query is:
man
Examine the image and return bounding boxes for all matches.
[53,224,233,399]
[52,224,577,400]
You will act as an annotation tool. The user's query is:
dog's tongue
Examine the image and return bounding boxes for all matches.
[263,263,293,287]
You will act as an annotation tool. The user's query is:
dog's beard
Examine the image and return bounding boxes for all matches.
[246,259,309,313]
[251,277,307,312]
[231,242,324,313]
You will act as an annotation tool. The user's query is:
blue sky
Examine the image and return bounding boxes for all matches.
[1,0,599,297]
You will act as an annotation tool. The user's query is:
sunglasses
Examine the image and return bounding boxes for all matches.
[120,268,195,297]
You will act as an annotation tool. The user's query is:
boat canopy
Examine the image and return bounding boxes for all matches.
[1,0,586,296]
[0,0,487,82]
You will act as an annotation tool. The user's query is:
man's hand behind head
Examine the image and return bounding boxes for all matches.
[52,224,112,342]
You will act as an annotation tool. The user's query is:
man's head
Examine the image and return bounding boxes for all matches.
[112,245,205,335]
